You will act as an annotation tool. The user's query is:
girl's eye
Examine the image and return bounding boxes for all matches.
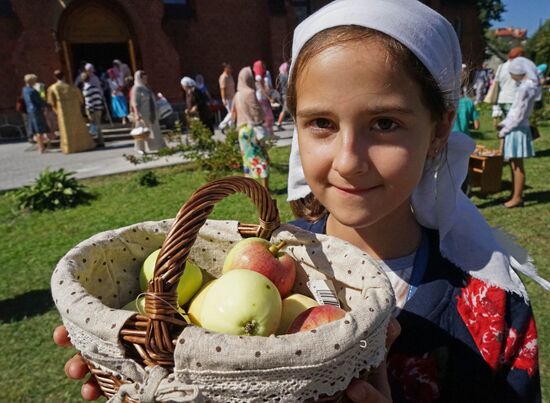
[310,118,334,130]
[372,118,399,132]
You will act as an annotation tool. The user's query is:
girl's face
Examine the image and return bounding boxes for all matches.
[295,39,446,231]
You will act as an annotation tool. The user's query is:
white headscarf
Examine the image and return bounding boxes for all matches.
[180,76,196,88]
[287,0,549,299]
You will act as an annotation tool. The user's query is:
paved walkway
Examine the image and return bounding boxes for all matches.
[0,125,294,192]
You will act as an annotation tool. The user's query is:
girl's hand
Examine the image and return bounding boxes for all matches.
[53,326,102,401]
[345,317,401,403]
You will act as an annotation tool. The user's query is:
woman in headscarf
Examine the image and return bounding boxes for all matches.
[107,68,128,125]
[252,60,275,137]
[275,61,290,130]
[130,70,166,154]
[181,76,214,133]
[194,74,212,101]
[498,56,539,208]
[231,66,269,190]
[22,74,51,153]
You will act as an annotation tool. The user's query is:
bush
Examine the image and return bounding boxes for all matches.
[184,119,242,180]
[14,168,94,212]
[137,171,159,187]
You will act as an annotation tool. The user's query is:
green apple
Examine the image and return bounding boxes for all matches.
[187,280,216,326]
[139,249,203,306]
[276,293,319,335]
[121,295,192,324]
[121,296,146,314]
[200,269,282,336]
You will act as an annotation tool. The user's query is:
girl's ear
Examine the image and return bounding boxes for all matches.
[428,109,456,157]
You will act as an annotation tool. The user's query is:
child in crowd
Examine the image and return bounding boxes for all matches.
[54,0,545,401]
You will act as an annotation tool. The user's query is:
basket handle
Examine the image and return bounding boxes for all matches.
[138,176,279,363]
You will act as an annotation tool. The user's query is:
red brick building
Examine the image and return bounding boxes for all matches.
[0,0,484,113]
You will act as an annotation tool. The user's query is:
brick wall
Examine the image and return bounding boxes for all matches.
[0,0,484,112]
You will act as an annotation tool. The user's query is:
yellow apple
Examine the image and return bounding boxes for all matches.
[276,293,319,335]
[187,280,216,326]
[139,249,203,306]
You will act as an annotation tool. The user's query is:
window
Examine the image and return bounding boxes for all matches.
[0,0,15,17]
[163,0,194,18]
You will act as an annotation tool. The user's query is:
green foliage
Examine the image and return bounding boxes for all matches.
[530,91,550,127]
[485,29,512,58]
[526,19,550,66]
[137,171,159,187]
[184,120,242,180]
[476,0,506,30]
[14,168,93,212]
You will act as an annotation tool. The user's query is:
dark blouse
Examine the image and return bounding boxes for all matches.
[291,216,541,403]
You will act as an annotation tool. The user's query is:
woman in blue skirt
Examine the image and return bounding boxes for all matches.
[498,57,540,208]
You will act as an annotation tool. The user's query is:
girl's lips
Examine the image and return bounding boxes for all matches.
[333,185,381,195]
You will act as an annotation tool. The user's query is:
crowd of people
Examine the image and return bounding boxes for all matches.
[53,1,549,401]
[17,57,291,173]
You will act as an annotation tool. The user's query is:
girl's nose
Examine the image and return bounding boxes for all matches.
[332,128,369,178]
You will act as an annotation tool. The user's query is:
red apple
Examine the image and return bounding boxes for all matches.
[286,305,346,334]
[222,237,297,297]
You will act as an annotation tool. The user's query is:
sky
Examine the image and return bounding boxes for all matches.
[496,0,550,37]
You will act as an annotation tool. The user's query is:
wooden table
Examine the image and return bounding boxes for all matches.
[468,154,503,194]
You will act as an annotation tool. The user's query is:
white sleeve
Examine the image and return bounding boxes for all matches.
[499,85,530,135]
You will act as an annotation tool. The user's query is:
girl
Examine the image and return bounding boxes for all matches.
[286,0,544,401]
[107,67,129,125]
[232,66,270,190]
[498,57,539,208]
[55,1,545,401]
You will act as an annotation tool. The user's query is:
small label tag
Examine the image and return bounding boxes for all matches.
[307,279,341,307]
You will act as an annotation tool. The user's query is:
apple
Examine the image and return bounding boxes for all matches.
[121,295,192,324]
[286,305,346,334]
[139,249,203,307]
[121,296,146,313]
[276,293,319,335]
[200,269,282,336]
[222,237,297,297]
[187,280,216,326]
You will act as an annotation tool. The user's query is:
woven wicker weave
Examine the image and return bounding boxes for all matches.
[89,176,280,398]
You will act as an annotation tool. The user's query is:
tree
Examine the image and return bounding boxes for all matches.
[526,19,550,66]
[476,0,506,31]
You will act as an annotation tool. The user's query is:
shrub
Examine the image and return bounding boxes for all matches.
[137,171,159,187]
[15,168,94,212]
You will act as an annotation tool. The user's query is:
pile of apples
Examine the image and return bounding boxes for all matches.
[123,237,346,337]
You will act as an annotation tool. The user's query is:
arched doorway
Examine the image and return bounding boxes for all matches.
[57,0,138,84]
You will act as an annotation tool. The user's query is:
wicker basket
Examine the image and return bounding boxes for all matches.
[52,176,394,402]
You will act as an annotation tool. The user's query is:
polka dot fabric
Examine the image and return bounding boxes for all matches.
[52,220,394,401]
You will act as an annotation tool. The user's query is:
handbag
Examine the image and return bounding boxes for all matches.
[483,80,499,104]
[130,119,151,141]
[530,125,540,141]
[253,124,270,143]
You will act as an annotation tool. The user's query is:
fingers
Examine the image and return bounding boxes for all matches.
[64,354,90,380]
[346,379,390,403]
[386,317,401,349]
[53,325,73,348]
[81,377,102,401]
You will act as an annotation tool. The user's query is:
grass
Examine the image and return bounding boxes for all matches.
[0,110,549,401]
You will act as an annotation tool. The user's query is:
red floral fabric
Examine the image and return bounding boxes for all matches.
[456,277,538,376]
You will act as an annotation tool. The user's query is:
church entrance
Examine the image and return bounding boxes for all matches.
[57,0,138,84]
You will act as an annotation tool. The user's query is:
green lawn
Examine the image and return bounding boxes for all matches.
[0,111,549,401]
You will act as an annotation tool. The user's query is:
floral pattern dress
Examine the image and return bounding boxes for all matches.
[238,124,269,179]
